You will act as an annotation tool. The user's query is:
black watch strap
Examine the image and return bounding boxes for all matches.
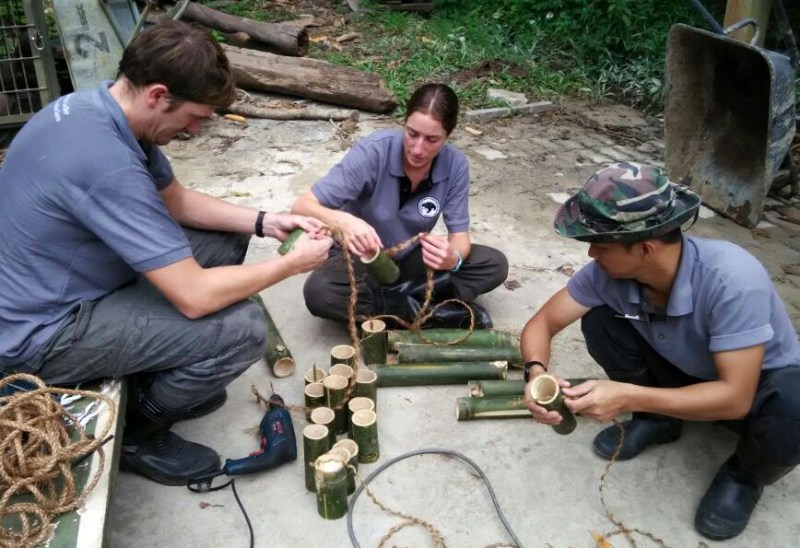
[255,210,266,238]
[523,360,545,383]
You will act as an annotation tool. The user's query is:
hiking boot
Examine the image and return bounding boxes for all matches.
[593,415,681,460]
[121,431,221,486]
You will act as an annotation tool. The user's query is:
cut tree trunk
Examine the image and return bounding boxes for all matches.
[222,44,397,113]
[182,1,309,56]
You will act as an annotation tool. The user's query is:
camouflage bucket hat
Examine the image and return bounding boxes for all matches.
[554,162,701,243]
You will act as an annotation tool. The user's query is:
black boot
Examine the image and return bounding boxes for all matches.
[695,444,795,540]
[593,414,681,460]
[121,390,221,486]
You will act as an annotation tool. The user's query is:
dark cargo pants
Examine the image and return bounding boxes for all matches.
[15,229,267,411]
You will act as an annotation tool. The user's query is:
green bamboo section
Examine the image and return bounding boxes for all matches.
[333,439,359,495]
[361,319,388,365]
[347,397,375,439]
[304,382,325,421]
[351,409,380,463]
[396,344,522,365]
[304,367,327,386]
[529,374,577,435]
[310,407,337,448]
[277,227,305,256]
[329,363,354,382]
[456,395,530,420]
[330,345,356,366]
[468,380,526,398]
[376,361,507,387]
[314,453,349,519]
[360,249,400,285]
[303,424,331,492]
[387,329,517,350]
[353,368,378,405]
[323,374,349,435]
[250,294,296,377]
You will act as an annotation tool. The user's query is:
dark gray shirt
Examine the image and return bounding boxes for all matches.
[0,84,191,366]
[312,129,470,257]
[568,236,800,379]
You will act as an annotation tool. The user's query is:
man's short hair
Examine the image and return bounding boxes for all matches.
[117,21,236,109]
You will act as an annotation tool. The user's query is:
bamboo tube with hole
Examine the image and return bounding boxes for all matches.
[353,368,378,406]
[277,227,305,255]
[311,406,337,447]
[529,374,577,435]
[323,374,349,435]
[387,329,516,350]
[359,248,400,285]
[329,363,354,382]
[395,344,522,365]
[456,395,530,420]
[468,379,526,398]
[330,345,356,366]
[375,361,507,387]
[250,294,296,377]
[314,452,349,519]
[329,446,356,495]
[333,439,359,495]
[347,397,375,439]
[351,409,379,463]
[303,424,331,492]
[304,382,325,420]
[361,319,388,365]
[304,366,327,386]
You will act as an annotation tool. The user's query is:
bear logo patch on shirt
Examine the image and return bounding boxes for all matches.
[418,197,440,218]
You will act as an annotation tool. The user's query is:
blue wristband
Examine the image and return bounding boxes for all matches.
[452,250,463,272]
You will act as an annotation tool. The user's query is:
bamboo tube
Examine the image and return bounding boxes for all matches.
[468,379,526,398]
[323,374,349,435]
[250,294,296,377]
[303,424,331,492]
[347,397,375,439]
[529,374,577,435]
[304,382,325,421]
[277,227,305,255]
[456,395,529,420]
[329,363,354,382]
[396,344,522,365]
[387,329,516,350]
[328,446,356,495]
[333,439,359,495]
[304,366,327,386]
[360,248,400,285]
[330,345,356,366]
[353,368,378,406]
[351,409,379,463]
[314,452,349,519]
[311,406,337,447]
[376,361,507,387]
[360,319,388,365]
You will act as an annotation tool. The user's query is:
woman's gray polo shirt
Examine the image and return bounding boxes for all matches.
[567,236,800,379]
[311,129,470,256]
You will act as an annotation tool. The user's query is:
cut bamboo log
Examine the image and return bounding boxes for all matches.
[387,329,517,350]
[456,395,529,420]
[359,248,400,285]
[311,407,337,447]
[347,397,375,439]
[304,366,327,386]
[329,364,354,382]
[361,319,388,366]
[375,361,507,387]
[330,345,356,366]
[529,374,577,435]
[395,344,522,365]
[303,424,331,492]
[323,374,349,435]
[250,294,295,377]
[278,228,305,255]
[332,439,359,495]
[182,2,309,56]
[222,44,397,113]
[314,453,349,519]
[468,380,526,398]
[351,409,379,463]
[303,382,325,421]
[353,368,378,406]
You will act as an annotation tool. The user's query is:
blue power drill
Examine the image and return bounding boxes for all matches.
[221,393,297,476]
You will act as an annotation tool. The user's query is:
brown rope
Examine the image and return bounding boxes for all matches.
[0,373,116,548]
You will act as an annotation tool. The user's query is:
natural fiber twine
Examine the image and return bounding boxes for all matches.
[0,373,116,548]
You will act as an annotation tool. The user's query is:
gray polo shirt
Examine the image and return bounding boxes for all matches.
[0,83,191,366]
[568,235,800,379]
[312,129,470,256]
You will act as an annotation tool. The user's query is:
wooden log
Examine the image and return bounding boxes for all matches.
[387,329,516,350]
[250,294,295,377]
[395,344,522,365]
[222,44,397,113]
[303,424,331,492]
[181,1,309,56]
[468,380,525,398]
[529,374,577,435]
[314,453,349,519]
[376,361,507,387]
[278,228,305,255]
[225,101,360,121]
[351,409,380,463]
[303,382,325,421]
[360,319,388,366]
[456,395,529,420]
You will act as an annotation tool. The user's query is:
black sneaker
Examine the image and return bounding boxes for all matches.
[121,430,221,486]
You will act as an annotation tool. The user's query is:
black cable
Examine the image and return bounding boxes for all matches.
[345,448,524,548]
[187,475,253,548]
[230,479,255,548]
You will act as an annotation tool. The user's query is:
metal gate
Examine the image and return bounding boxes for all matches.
[0,0,60,129]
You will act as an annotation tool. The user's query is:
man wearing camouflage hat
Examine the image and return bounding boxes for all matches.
[521,162,800,540]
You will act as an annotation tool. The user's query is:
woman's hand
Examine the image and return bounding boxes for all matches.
[335,212,383,257]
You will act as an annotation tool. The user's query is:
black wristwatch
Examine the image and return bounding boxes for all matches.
[523,360,545,383]
[255,210,266,238]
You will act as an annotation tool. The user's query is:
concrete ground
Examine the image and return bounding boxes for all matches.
[107,100,800,548]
